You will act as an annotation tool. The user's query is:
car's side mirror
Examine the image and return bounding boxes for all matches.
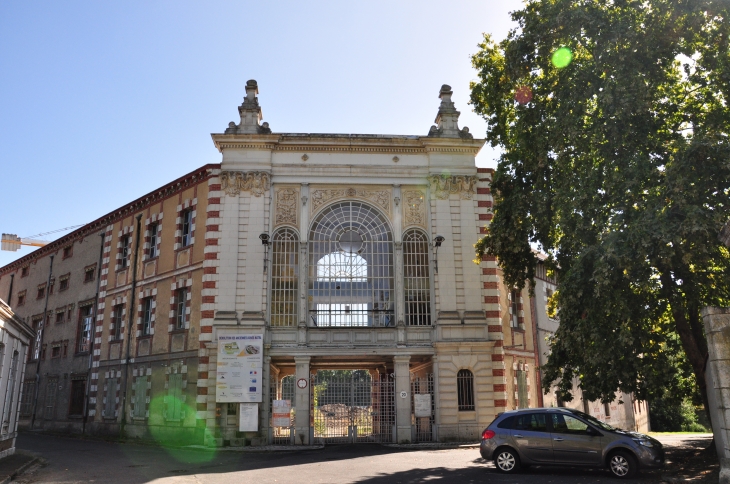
[586,427,600,436]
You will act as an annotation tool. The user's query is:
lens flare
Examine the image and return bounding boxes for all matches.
[552,47,573,68]
[515,86,533,104]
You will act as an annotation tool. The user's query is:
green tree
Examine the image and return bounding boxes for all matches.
[470,0,730,418]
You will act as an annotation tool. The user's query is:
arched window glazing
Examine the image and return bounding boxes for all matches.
[309,201,394,327]
[403,229,431,326]
[271,228,299,327]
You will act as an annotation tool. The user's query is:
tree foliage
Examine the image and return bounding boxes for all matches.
[470,0,730,412]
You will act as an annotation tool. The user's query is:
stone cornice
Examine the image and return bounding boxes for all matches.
[211,132,486,155]
[0,164,221,277]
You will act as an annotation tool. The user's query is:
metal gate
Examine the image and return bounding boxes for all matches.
[411,373,435,442]
[269,374,295,444]
[311,370,395,443]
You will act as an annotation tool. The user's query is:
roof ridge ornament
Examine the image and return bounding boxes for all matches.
[428,84,472,139]
[225,80,272,135]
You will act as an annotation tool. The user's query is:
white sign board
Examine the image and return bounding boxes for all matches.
[239,403,259,432]
[414,394,432,418]
[216,334,263,403]
[272,399,292,427]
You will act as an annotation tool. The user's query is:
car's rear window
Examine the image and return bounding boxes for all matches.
[497,416,515,429]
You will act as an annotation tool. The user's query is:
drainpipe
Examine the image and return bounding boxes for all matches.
[6,274,14,306]
[83,232,106,434]
[30,254,54,428]
[120,215,142,436]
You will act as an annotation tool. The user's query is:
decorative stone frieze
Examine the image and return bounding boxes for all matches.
[428,174,477,200]
[220,171,270,197]
[275,187,299,226]
[310,187,390,214]
[403,190,426,227]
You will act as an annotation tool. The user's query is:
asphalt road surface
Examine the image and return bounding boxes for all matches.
[14,432,711,483]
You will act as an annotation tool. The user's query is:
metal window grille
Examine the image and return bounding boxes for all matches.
[78,306,93,353]
[309,201,394,327]
[411,373,435,442]
[517,370,528,409]
[112,305,124,340]
[103,377,117,418]
[269,374,295,444]
[132,376,147,418]
[271,229,299,327]
[20,381,35,417]
[1,351,16,425]
[403,229,431,326]
[457,369,475,411]
[166,373,183,421]
[510,290,520,328]
[44,380,57,420]
[174,288,187,329]
[181,210,193,247]
[142,298,152,335]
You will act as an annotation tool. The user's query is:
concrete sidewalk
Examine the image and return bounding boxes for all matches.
[0,451,41,484]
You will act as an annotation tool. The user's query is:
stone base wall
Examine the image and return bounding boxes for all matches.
[703,306,730,483]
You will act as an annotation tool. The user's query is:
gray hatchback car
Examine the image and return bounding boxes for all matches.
[480,408,664,478]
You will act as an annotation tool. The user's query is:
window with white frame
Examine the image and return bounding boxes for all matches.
[181,209,193,247]
[174,288,187,330]
[510,290,520,328]
[309,201,393,327]
[112,304,124,340]
[77,304,93,353]
[403,229,431,326]
[141,298,153,336]
[148,223,159,259]
[271,228,299,327]
[120,235,130,268]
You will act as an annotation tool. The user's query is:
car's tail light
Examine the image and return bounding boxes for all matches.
[482,429,495,440]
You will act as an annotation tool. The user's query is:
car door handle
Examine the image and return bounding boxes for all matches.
[513,434,524,438]
[553,438,564,441]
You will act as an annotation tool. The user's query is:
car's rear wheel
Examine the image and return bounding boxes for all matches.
[494,448,520,473]
[608,450,638,479]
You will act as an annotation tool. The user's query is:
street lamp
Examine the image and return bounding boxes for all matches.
[259,233,270,273]
[433,235,445,274]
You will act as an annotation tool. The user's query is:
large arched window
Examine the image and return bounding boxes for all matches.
[309,201,393,327]
[271,228,299,327]
[403,229,431,326]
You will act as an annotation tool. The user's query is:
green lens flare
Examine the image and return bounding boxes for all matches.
[145,395,217,463]
[552,47,573,68]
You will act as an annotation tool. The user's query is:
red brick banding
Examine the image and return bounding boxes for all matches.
[204,252,218,260]
[493,369,505,376]
[208,197,221,205]
[203,267,217,274]
[202,281,216,289]
[493,384,506,392]
[202,296,215,303]
[485,311,500,318]
[483,282,498,289]
[491,354,504,361]
[477,187,491,194]
[488,325,502,333]
[494,399,507,407]
[207,211,220,218]
[201,310,214,318]
[209,184,221,191]
[200,325,213,333]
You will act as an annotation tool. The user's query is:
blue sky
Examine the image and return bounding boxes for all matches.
[0,0,523,267]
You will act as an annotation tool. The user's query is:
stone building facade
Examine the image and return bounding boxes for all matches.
[0,80,646,445]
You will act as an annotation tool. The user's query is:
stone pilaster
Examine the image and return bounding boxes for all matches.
[703,306,730,484]
[394,355,412,443]
[294,356,311,444]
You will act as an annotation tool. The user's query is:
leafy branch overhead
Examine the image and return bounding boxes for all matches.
[470,0,730,412]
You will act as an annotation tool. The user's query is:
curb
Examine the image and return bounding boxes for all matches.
[0,456,42,484]
[381,442,480,450]
[182,444,325,453]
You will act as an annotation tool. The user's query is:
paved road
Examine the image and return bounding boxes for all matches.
[14,432,711,483]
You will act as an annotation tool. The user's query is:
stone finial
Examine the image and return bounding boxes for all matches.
[428,84,473,139]
[225,79,273,134]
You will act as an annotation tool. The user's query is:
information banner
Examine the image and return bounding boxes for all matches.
[272,400,292,427]
[216,334,263,403]
[414,394,432,418]
[239,403,259,432]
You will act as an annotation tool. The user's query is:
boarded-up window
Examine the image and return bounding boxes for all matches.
[132,377,147,419]
[517,370,528,409]
[166,373,184,421]
[103,377,117,418]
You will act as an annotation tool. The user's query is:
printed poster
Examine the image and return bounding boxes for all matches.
[239,403,259,432]
[414,394,432,418]
[216,333,263,403]
[272,399,292,427]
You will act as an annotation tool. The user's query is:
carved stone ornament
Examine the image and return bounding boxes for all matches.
[310,187,390,214]
[220,171,271,197]
[275,187,298,226]
[403,190,426,227]
[428,174,477,200]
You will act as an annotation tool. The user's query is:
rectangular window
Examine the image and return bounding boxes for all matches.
[604,402,611,418]
[142,298,153,335]
[517,370,528,409]
[21,266,29,277]
[49,280,54,295]
[44,379,58,420]
[457,370,475,411]
[149,224,159,259]
[63,341,68,358]
[112,305,124,340]
[20,381,35,417]
[181,209,193,247]
[166,373,184,421]
[56,310,65,324]
[77,305,93,353]
[37,284,46,300]
[174,288,187,330]
[132,376,147,419]
[62,246,73,259]
[59,277,69,291]
[103,377,117,418]
[17,291,25,307]
[31,319,42,361]
[68,380,86,417]
[51,345,61,358]
[510,290,520,328]
[120,235,130,268]
[84,265,96,283]
[515,413,548,432]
